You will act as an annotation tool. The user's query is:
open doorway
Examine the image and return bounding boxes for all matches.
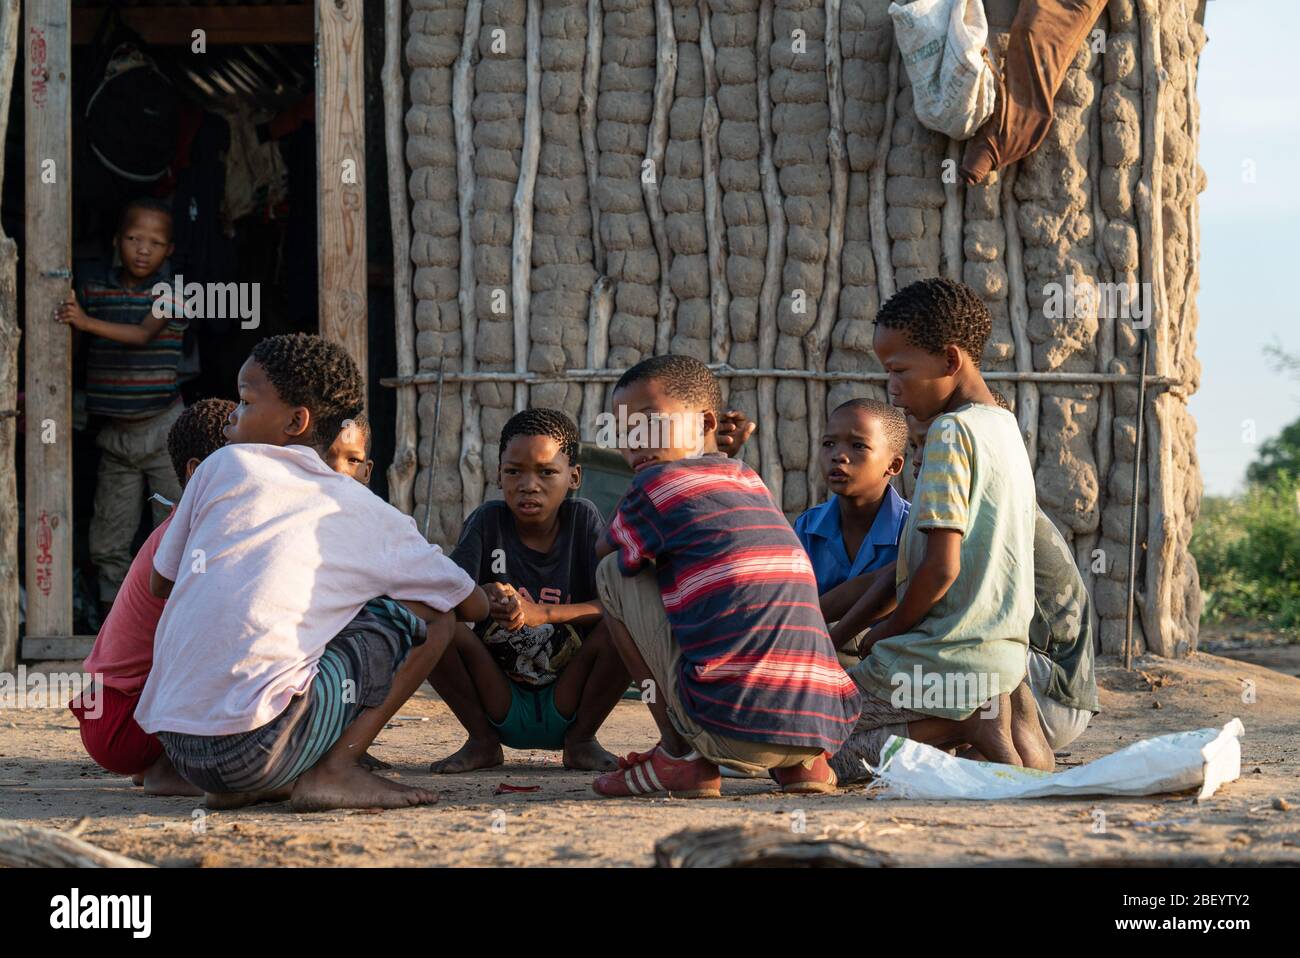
[13,2,324,643]
[8,0,380,664]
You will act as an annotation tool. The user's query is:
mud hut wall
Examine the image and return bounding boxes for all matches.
[404,0,1205,657]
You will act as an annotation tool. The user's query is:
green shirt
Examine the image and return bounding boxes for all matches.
[851,403,1036,719]
[1030,506,1101,713]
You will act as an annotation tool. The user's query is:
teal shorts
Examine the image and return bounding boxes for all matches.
[490,681,575,750]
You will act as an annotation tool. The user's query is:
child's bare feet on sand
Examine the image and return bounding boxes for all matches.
[430,737,503,774]
[290,761,439,812]
[205,786,293,810]
[562,736,618,771]
[1009,680,1055,771]
[959,692,1022,766]
[142,754,203,796]
[359,751,392,771]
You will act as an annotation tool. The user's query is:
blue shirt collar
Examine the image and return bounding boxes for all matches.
[806,483,907,546]
[867,483,908,546]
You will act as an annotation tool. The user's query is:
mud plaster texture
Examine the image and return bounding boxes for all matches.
[404,0,1206,659]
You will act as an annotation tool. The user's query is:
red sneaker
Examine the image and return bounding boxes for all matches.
[771,752,838,794]
[592,744,721,799]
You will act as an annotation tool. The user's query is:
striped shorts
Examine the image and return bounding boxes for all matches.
[158,599,420,794]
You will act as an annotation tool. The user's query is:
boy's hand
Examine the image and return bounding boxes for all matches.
[716,409,756,458]
[54,292,89,330]
[486,582,547,631]
[482,582,513,607]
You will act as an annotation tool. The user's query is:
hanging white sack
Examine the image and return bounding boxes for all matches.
[888,0,996,140]
[864,719,1245,801]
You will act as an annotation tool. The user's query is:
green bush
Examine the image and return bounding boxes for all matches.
[1191,473,1300,631]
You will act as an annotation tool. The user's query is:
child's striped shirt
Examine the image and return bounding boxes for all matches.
[608,454,861,753]
[81,269,187,420]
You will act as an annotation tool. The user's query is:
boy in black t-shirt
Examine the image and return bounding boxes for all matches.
[429,409,630,772]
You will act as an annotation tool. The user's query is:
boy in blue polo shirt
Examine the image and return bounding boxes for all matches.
[795,398,909,629]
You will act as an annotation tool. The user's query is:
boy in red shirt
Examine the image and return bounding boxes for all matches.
[69,398,234,795]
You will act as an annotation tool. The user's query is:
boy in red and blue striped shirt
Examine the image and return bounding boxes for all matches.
[593,355,861,798]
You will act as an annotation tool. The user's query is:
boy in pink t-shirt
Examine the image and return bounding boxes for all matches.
[70,399,235,795]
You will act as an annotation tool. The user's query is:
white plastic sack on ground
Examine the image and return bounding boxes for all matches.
[866,719,1244,801]
[888,0,996,140]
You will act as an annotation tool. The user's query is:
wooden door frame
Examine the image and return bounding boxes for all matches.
[17,0,368,661]
[21,1,74,660]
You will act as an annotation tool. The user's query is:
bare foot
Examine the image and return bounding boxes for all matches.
[1009,680,1055,771]
[290,761,439,812]
[359,751,392,771]
[961,693,1023,767]
[142,754,203,797]
[131,774,145,787]
[430,737,503,774]
[562,737,619,771]
[205,786,293,810]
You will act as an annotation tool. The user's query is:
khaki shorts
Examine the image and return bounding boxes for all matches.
[596,554,823,776]
[828,691,927,783]
[1027,649,1094,751]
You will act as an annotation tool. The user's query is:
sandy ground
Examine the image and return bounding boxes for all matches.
[1,651,1298,867]
[1200,623,1300,678]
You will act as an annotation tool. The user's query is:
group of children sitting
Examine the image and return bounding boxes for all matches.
[70,256,1099,809]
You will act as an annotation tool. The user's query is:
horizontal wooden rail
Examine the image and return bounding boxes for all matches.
[381,367,1183,389]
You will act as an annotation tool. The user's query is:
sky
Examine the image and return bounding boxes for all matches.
[1189,0,1300,494]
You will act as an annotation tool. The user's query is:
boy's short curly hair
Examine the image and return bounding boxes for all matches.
[614,354,723,417]
[831,398,909,459]
[166,398,235,485]
[250,333,364,451]
[875,277,992,367]
[499,408,580,466]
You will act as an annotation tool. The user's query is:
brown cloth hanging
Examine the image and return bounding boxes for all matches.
[961,0,1109,185]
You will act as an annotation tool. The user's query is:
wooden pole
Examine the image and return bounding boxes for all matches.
[646,0,677,357]
[1002,166,1039,467]
[421,359,447,541]
[384,368,1183,388]
[580,0,604,276]
[0,822,154,868]
[454,0,484,514]
[807,0,847,507]
[1137,0,1173,656]
[511,0,542,412]
[756,0,785,507]
[869,46,899,304]
[941,140,963,283]
[1080,31,1112,598]
[1174,0,1200,379]
[317,0,368,386]
[23,0,74,649]
[699,0,730,402]
[580,276,615,440]
[1124,328,1148,670]
[383,0,416,514]
[0,0,19,670]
